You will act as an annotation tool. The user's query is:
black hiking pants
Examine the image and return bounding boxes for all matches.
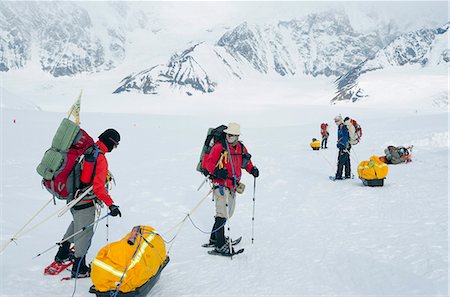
[336,148,351,179]
[321,137,328,148]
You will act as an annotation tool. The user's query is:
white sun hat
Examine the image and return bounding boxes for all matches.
[224,123,241,135]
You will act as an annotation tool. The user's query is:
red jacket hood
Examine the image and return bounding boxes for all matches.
[96,140,109,153]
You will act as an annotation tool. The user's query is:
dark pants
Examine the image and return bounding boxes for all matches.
[209,217,227,248]
[321,137,328,148]
[336,148,351,178]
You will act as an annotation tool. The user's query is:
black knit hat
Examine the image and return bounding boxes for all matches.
[98,129,120,152]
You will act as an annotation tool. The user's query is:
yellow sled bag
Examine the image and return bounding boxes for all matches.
[357,156,388,180]
[91,225,167,293]
[310,140,321,150]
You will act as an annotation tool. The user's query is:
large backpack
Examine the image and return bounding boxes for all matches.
[36,118,95,200]
[196,125,227,175]
[196,125,251,175]
[384,145,411,164]
[320,123,328,137]
[346,118,362,145]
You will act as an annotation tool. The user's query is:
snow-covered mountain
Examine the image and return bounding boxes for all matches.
[1,2,447,105]
[332,22,450,103]
[217,13,397,78]
[114,11,401,95]
[0,2,150,76]
[114,43,222,95]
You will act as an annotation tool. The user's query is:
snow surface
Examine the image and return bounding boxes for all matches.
[0,84,448,296]
[0,2,448,295]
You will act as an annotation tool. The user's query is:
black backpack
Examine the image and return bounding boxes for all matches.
[196,125,252,176]
[196,125,227,175]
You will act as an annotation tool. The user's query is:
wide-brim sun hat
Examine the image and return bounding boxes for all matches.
[224,122,241,135]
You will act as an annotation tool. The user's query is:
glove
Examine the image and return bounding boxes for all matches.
[200,168,210,177]
[213,168,228,180]
[250,166,259,178]
[109,204,122,217]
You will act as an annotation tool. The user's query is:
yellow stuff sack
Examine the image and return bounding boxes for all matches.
[357,155,389,180]
[310,140,321,150]
[91,225,167,293]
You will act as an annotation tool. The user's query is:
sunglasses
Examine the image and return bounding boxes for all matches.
[227,134,238,137]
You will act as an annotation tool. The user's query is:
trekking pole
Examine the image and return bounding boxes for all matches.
[15,188,93,240]
[0,197,54,254]
[57,185,94,217]
[225,141,238,258]
[251,177,256,244]
[32,213,110,259]
[334,147,339,176]
[225,190,234,259]
[197,176,209,191]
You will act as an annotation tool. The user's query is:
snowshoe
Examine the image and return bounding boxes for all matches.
[207,243,244,257]
[202,236,242,248]
[44,260,73,276]
[329,174,354,181]
[208,247,244,257]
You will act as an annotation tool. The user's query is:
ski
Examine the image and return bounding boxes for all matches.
[207,248,244,257]
[201,236,242,248]
[44,261,73,276]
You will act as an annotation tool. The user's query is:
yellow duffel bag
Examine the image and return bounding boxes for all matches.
[310,139,321,150]
[91,225,167,294]
[357,155,389,180]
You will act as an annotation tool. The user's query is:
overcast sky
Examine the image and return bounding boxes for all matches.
[149,1,448,31]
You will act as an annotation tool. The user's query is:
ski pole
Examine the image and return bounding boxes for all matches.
[251,177,256,244]
[0,197,54,254]
[58,185,93,217]
[32,213,110,259]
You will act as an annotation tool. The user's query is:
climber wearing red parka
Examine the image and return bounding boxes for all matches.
[54,129,122,278]
[203,122,259,256]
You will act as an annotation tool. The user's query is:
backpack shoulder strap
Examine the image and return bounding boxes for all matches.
[87,144,103,184]
[239,141,246,154]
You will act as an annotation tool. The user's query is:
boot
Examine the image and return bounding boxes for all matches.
[71,257,91,278]
[213,217,227,248]
[54,241,73,263]
[208,217,221,245]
